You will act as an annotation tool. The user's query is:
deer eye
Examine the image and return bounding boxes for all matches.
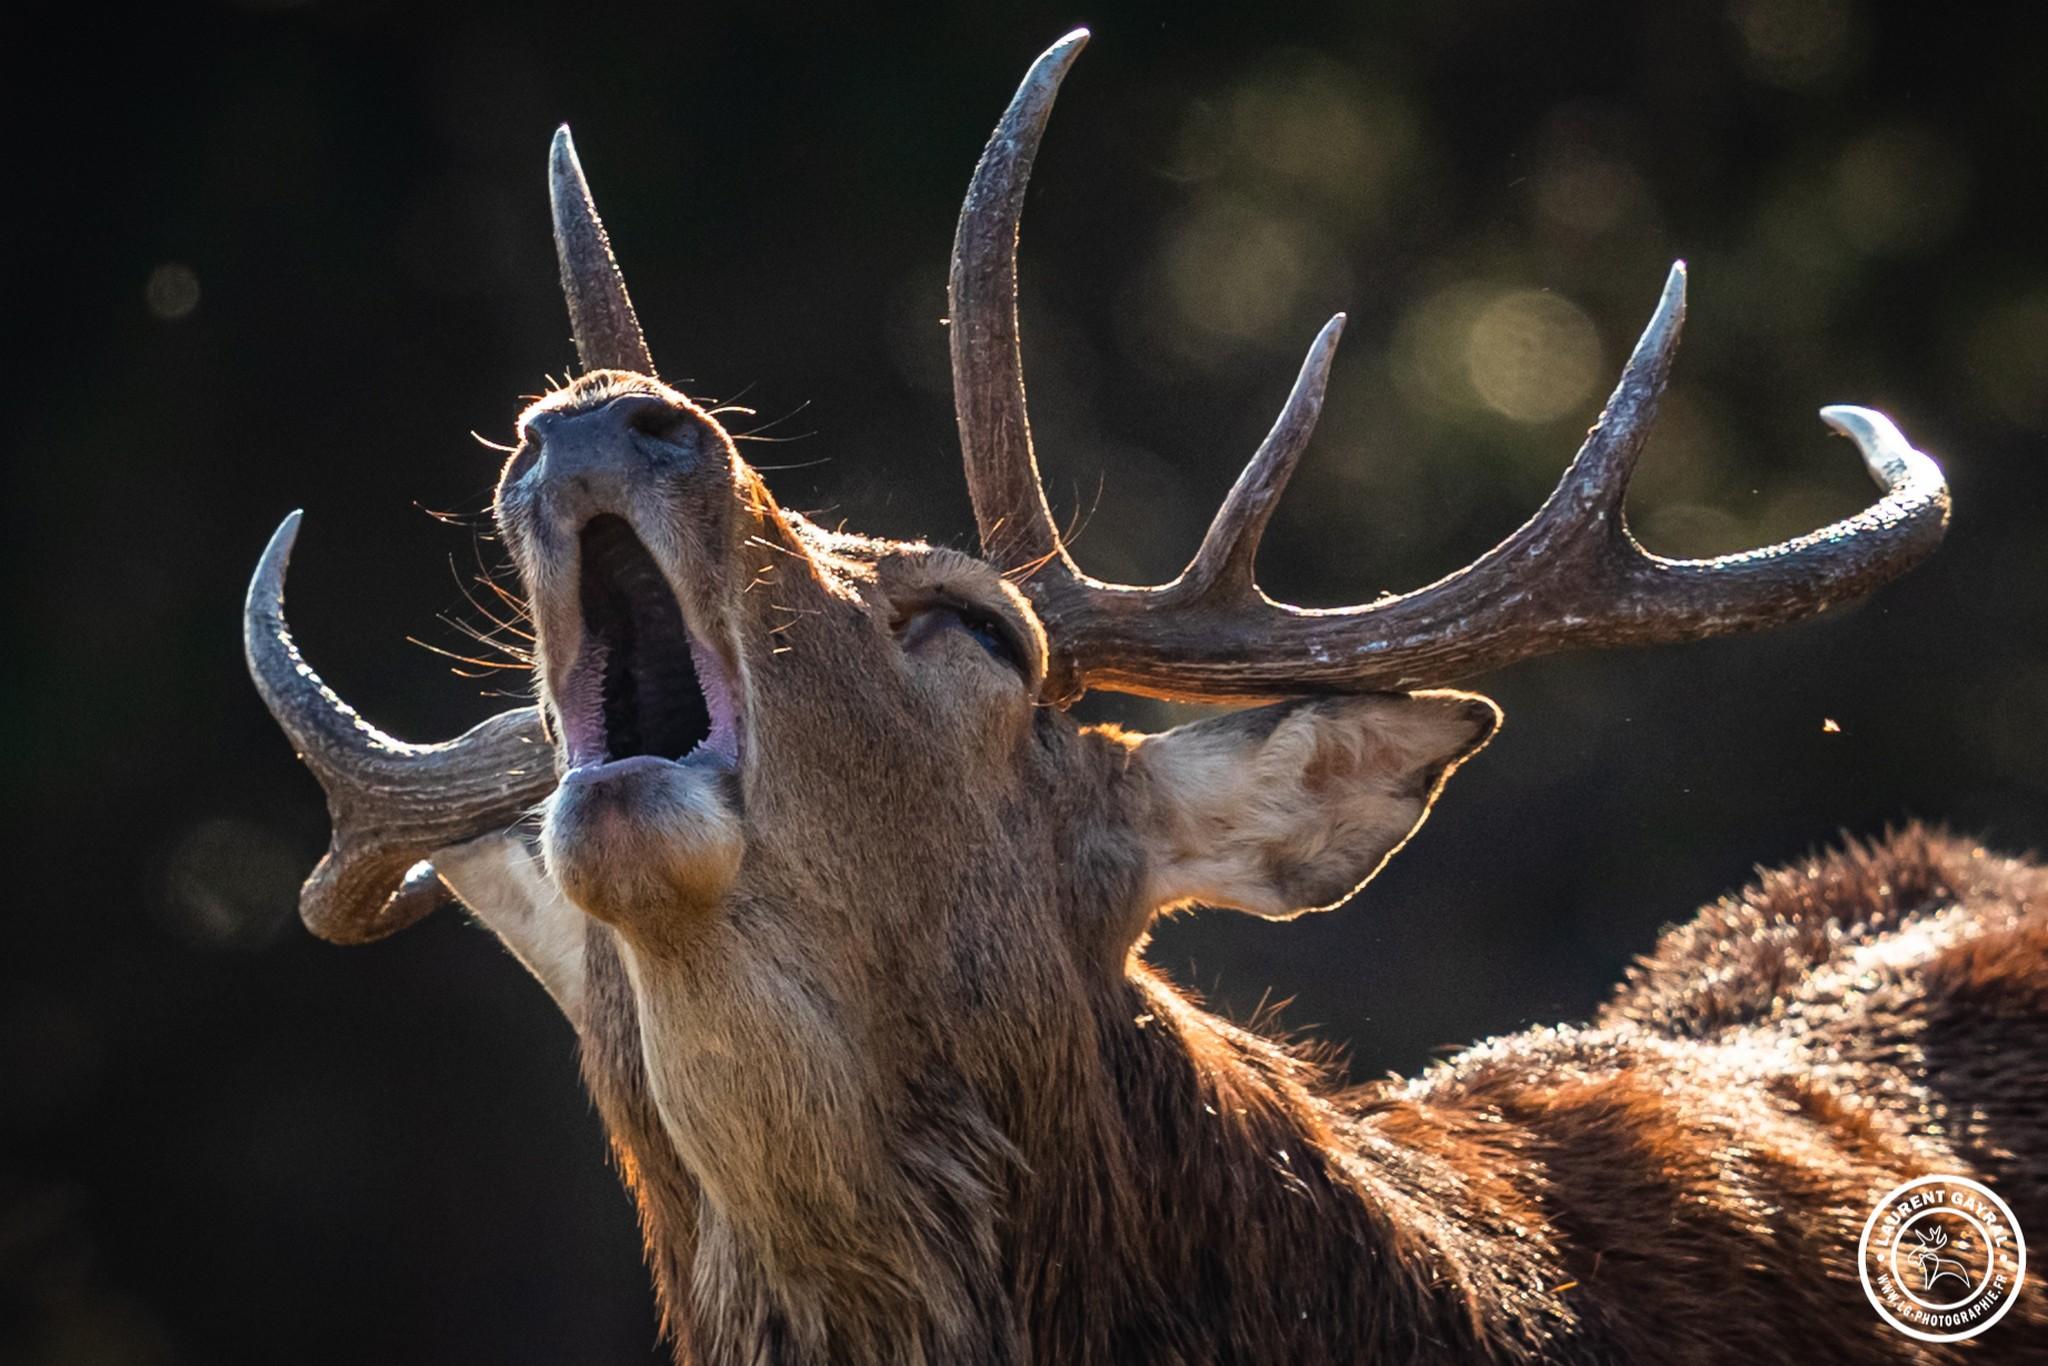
[955,609,1022,668]
[895,601,1028,678]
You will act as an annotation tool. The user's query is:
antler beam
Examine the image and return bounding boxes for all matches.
[950,34,1951,704]
[244,513,556,943]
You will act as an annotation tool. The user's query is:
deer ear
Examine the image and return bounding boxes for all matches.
[1127,691,1499,919]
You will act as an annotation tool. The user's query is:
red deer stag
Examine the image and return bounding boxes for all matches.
[246,30,2044,1366]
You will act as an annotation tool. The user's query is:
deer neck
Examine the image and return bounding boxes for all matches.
[582,912,1022,1362]
[578,914,1547,1364]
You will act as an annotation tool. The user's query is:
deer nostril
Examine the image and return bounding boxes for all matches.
[506,419,548,482]
[508,393,700,498]
[622,396,692,447]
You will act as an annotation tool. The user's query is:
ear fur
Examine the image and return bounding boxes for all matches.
[1129,690,1499,919]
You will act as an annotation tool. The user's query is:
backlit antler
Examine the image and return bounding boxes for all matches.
[247,125,658,940]
[552,125,655,373]
[950,34,1951,704]
[245,515,555,943]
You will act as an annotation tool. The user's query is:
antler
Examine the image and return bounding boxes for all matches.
[247,125,657,941]
[950,33,1952,704]
[245,514,556,943]
[551,125,655,373]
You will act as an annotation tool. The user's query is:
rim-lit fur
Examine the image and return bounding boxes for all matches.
[483,379,2042,1364]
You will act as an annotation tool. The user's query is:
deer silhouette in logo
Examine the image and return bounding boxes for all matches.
[1907,1225,1973,1294]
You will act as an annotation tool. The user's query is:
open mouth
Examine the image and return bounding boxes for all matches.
[556,515,740,772]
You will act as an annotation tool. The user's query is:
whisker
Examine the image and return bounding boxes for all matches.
[733,431,820,447]
[728,399,815,441]
[407,635,530,674]
[704,379,760,410]
[447,557,537,645]
[745,535,813,563]
[443,612,535,655]
[745,454,834,469]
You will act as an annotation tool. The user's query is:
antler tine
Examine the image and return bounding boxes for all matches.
[551,125,657,374]
[1178,314,1348,604]
[1601,402,1948,628]
[244,513,557,943]
[1541,261,1686,526]
[949,28,1089,576]
[1023,266,1946,703]
[950,40,1949,705]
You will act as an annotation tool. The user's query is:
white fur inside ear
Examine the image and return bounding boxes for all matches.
[1134,691,1498,919]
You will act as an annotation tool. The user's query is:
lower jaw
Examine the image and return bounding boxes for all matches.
[544,758,745,927]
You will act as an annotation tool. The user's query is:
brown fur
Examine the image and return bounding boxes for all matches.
[487,376,2044,1363]
[576,831,2048,1364]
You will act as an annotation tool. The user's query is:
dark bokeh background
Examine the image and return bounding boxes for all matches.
[6,1,2045,1360]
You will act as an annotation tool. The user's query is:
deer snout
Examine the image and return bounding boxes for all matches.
[497,383,744,606]
[517,392,709,518]
[496,386,753,936]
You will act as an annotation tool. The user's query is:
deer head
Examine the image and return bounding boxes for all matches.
[244,28,1949,1341]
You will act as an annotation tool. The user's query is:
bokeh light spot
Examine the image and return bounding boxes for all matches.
[145,263,200,321]
[1391,281,1492,420]
[1163,198,1319,344]
[1831,123,1970,256]
[1227,54,1417,210]
[1465,290,1603,424]
[1535,144,1655,239]
[1731,0,1858,89]
[1964,287,2048,425]
[154,816,301,950]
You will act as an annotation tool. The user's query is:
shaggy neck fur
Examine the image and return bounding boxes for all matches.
[579,829,2048,1365]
